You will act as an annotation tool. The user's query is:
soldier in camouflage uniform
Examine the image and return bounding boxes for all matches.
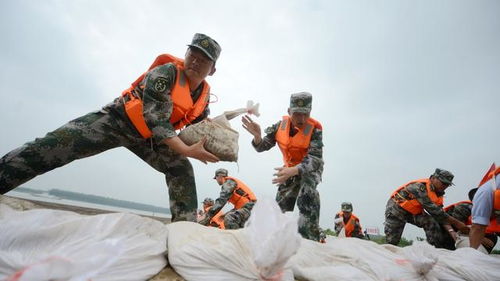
[242,92,324,241]
[199,168,257,229]
[384,168,469,247]
[441,189,497,252]
[334,202,365,239]
[0,33,221,222]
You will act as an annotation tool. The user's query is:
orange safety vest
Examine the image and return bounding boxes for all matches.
[391,179,444,215]
[204,205,225,229]
[225,176,257,209]
[336,211,361,237]
[275,116,322,167]
[485,167,500,233]
[444,200,472,225]
[122,54,210,138]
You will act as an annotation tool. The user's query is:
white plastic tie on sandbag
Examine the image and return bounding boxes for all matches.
[223,100,260,120]
[244,198,301,281]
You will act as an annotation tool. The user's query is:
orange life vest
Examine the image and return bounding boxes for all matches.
[336,211,361,237]
[225,176,257,209]
[443,200,472,225]
[275,116,322,167]
[122,54,210,138]
[485,167,500,233]
[391,179,444,215]
[204,205,225,229]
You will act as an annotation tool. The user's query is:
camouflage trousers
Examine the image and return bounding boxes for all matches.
[224,201,255,229]
[276,172,321,241]
[0,102,198,222]
[384,199,447,247]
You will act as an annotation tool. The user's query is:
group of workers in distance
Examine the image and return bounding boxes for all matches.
[0,32,498,252]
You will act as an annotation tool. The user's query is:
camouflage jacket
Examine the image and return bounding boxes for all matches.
[114,62,209,144]
[206,178,238,220]
[251,120,324,176]
[405,182,449,223]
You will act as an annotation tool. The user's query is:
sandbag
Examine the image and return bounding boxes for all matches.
[0,204,168,281]
[166,198,300,281]
[178,101,260,162]
[179,118,239,161]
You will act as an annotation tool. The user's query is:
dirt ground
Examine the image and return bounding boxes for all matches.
[0,195,185,281]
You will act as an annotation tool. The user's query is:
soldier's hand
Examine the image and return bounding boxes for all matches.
[185,137,219,164]
[242,115,262,143]
[272,166,299,185]
[454,221,470,234]
[448,229,458,241]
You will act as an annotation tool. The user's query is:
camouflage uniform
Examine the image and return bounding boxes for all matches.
[252,92,323,241]
[0,33,221,222]
[203,169,256,229]
[384,170,453,247]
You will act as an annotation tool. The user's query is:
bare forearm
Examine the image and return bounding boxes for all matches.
[469,224,487,249]
[163,136,189,156]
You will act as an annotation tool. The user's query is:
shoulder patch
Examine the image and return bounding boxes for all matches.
[153,77,169,93]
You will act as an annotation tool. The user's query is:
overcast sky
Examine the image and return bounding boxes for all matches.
[1,0,499,240]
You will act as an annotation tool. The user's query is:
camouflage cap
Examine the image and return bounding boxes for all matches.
[213,168,228,179]
[289,92,312,114]
[432,168,455,185]
[188,33,221,62]
[341,202,353,212]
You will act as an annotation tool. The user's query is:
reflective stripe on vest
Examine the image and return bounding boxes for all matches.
[226,176,257,210]
[275,116,322,167]
[337,211,360,237]
[122,54,210,138]
[391,179,443,215]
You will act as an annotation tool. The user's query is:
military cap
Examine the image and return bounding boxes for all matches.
[432,168,455,185]
[213,168,228,179]
[188,33,221,62]
[289,92,312,114]
[341,202,353,212]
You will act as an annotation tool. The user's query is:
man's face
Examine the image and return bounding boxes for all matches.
[343,211,352,218]
[432,177,450,193]
[288,110,310,129]
[215,175,225,185]
[184,48,215,82]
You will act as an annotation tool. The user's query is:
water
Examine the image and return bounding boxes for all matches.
[6,191,171,219]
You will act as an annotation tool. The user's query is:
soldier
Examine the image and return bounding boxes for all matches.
[198,197,225,229]
[469,165,500,251]
[384,168,469,247]
[242,92,324,241]
[334,202,365,239]
[0,33,221,222]
[199,168,257,229]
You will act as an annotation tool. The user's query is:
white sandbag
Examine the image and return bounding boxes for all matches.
[179,118,239,161]
[0,204,168,281]
[178,100,260,162]
[290,236,500,281]
[454,234,488,254]
[166,198,300,281]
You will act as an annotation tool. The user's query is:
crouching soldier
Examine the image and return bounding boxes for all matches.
[384,168,468,247]
[199,168,257,229]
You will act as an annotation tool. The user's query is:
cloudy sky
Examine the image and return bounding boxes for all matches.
[1,0,499,240]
